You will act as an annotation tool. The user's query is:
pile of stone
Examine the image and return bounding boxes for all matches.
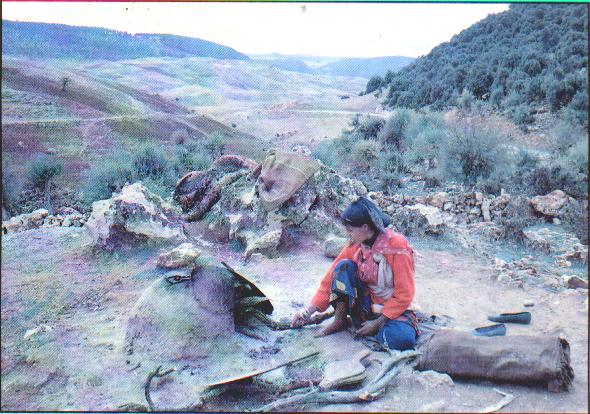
[370,190,510,229]
[2,208,88,234]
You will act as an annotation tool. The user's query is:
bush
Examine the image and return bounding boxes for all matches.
[347,115,385,141]
[550,121,585,155]
[457,89,474,111]
[511,104,535,127]
[378,109,413,149]
[82,157,134,204]
[439,120,507,185]
[380,170,403,193]
[365,76,383,94]
[132,145,171,180]
[424,172,442,189]
[27,155,63,188]
[203,133,225,158]
[311,138,345,169]
[497,195,536,242]
[561,199,588,244]
[173,146,211,175]
[351,140,381,171]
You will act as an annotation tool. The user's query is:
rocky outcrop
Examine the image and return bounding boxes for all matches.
[530,190,570,217]
[522,225,587,262]
[179,154,367,258]
[85,182,184,250]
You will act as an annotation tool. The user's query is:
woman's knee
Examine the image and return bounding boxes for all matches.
[333,259,357,275]
[377,321,417,351]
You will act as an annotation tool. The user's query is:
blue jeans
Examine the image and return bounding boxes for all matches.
[331,259,417,351]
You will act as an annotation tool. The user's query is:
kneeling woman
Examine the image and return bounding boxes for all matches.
[291,197,418,351]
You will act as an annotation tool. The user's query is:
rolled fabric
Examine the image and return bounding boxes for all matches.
[416,329,574,392]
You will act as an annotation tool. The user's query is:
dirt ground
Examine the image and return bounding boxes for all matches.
[1,225,587,411]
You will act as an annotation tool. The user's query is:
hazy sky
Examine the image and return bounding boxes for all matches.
[3,2,509,58]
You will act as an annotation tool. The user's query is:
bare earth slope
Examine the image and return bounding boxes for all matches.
[1,226,587,411]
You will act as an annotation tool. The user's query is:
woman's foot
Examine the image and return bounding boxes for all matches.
[314,300,348,337]
[314,318,349,337]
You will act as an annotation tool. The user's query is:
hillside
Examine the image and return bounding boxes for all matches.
[251,54,415,78]
[2,20,249,61]
[373,4,588,127]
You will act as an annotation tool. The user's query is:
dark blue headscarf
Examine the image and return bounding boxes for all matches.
[340,197,391,232]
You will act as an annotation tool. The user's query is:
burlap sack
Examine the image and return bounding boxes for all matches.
[258,150,321,211]
[416,329,574,392]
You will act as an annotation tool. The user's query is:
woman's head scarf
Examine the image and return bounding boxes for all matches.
[340,197,391,232]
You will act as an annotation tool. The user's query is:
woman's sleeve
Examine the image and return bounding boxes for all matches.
[380,250,415,320]
[310,245,355,312]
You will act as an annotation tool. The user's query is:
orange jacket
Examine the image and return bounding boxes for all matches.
[311,230,415,320]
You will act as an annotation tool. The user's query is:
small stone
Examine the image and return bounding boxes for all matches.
[157,243,202,269]
[62,217,72,227]
[564,275,588,290]
[416,370,454,388]
[553,218,561,225]
[524,300,535,307]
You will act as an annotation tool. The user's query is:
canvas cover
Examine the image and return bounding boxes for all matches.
[416,329,574,392]
[258,150,321,211]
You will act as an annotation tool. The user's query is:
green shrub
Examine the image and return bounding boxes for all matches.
[380,170,403,192]
[550,121,585,155]
[561,199,588,244]
[424,172,442,189]
[378,109,413,149]
[132,145,171,180]
[312,138,345,169]
[351,140,381,171]
[511,104,535,127]
[173,146,211,174]
[497,195,536,242]
[27,155,63,188]
[203,132,225,158]
[347,115,385,141]
[82,156,133,204]
[457,89,474,111]
[439,121,507,185]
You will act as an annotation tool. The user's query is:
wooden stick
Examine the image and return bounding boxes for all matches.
[479,388,514,413]
[254,351,420,412]
[144,365,176,411]
[206,350,320,389]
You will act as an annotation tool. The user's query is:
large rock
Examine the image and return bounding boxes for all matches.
[530,190,569,217]
[523,225,588,261]
[324,235,349,258]
[427,192,450,209]
[85,183,184,249]
[406,204,446,235]
[188,156,367,258]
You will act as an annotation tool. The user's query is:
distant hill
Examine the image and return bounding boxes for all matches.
[2,20,250,61]
[315,56,416,78]
[251,54,415,78]
[374,4,588,126]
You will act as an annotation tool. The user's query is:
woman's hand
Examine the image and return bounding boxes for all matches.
[291,304,318,328]
[355,315,388,336]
